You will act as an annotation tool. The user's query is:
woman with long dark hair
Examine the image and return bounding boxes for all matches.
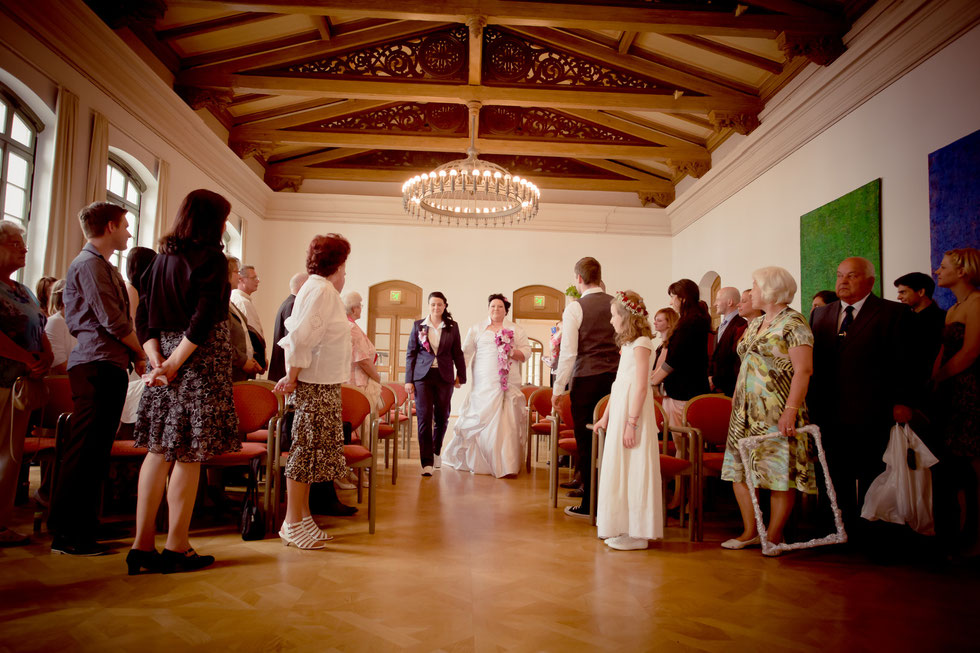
[127,189,241,574]
[649,279,711,427]
[405,291,466,476]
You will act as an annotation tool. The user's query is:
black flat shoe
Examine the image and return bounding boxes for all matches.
[160,548,215,574]
[126,548,162,575]
[559,480,582,489]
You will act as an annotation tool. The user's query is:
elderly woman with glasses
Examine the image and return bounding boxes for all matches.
[343,291,382,410]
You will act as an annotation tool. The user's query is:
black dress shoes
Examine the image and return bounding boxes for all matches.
[320,502,358,517]
[160,548,215,574]
[126,548,162,575]
[559,480,582,490]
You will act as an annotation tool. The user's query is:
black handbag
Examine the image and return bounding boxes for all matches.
[240,479,265,541]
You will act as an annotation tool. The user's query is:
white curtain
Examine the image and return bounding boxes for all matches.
[153,159,170,246]
[43,87,80,278]
[84,111,108,204]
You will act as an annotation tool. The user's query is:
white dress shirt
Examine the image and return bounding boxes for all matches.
[838,293,870,330]
[279,275,351,385]
[553,286,603,395]
[423,315,446,368]
[231,288,264,340]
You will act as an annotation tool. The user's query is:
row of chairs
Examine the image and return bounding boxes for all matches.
[517,382,733,542]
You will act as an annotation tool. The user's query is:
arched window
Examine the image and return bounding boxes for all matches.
[0,83,42,237]
[105,153,145,276]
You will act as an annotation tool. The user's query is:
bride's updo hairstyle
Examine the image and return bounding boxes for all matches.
[428,291,455,324]
[487,293,511,314]
[613,290,653,347]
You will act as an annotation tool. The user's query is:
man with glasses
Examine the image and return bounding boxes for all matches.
[231,264,266,373]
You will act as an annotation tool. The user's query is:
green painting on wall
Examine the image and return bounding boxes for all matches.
[800,179,882,307]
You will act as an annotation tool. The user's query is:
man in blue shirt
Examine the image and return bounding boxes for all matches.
[49,202,146,556]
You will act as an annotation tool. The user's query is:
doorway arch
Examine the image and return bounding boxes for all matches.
[368,280,422,384]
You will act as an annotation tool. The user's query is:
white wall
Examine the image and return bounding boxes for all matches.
[671,24,980,309]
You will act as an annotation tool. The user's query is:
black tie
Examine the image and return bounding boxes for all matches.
[838,305,854,336]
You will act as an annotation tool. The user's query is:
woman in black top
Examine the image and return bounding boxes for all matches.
[650,279,711,427]
[127,189,240,575]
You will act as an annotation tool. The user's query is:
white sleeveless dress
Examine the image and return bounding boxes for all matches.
[442,323,529,477]
[596,336,664,540]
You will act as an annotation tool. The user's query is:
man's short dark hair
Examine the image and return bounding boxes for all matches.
[574,257,601,285]
[893,272,935,298]
[78,202,125,239]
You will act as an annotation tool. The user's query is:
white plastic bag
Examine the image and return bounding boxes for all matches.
[861,423,939,535]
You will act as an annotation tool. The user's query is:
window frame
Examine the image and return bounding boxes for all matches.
[0,83,43,281]
[105,153,146,276]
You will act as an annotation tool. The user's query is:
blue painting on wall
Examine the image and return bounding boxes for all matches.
[929,128,980,309]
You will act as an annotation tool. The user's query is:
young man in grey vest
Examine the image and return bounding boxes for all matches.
[552,257,620,519]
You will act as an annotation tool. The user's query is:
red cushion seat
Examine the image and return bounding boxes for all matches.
[343,444,372,464]
[531,420,552,434]
[206,442,266,465]
[245,429,269,443]
[660,455,692,478]
[110,440,149,457]
[23,437,56,455]
[378,424,395,438]
[703,452,725,473]
[557,438,577,454]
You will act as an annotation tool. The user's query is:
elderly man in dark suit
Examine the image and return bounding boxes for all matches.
[709,286,748,396]
[808,256,918,539]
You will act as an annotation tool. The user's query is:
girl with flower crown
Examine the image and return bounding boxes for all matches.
[442,294,531,478]
[593,290,663,550]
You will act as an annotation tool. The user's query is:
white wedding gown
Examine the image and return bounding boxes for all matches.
[442,323,529,478]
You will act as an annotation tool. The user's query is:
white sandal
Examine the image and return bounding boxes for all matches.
[279,521,325,550]
[301,516,334,542]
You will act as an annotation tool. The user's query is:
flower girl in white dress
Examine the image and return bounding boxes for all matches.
[594,290,664,550]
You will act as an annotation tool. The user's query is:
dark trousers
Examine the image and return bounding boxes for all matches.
[414,368,453,468]
[570,371,616,510]
[820,421,889,540]
[48,361,128,544]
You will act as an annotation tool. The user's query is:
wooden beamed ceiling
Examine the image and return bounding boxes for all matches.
[90,0,860,208]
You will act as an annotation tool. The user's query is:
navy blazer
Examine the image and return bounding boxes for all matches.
[405,319,467,385]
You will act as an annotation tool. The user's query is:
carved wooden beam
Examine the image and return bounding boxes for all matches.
[311,15,332,40]
[176,74,764,114]
[168,0,847,37]
[230,127,711,161]
[708,110,761,136]
[229,140,277,159]
[777,31,846,66]
[175,85,235,111]
[265,165,674,192]
[467,15,486,86]
[638,191,675,208]
[668,158,711,179]
[264,173,303,192]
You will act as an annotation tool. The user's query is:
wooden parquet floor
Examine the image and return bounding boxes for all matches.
[2,445,979,653]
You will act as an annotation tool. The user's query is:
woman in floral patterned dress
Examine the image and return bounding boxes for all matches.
[720,266,817,555]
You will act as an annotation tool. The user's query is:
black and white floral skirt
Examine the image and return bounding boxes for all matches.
[134,323,241,463]
[285,381,346,483]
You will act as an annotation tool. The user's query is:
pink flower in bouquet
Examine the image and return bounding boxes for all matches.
[418,324,431,353]
[495,328,515,391]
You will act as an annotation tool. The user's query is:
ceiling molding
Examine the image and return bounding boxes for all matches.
[667,0,980,235]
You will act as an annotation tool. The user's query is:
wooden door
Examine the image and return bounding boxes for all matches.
[367,281,422,384]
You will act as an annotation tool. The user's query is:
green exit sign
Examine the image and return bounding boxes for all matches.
[533,295,545,308]
[390,290,402,303]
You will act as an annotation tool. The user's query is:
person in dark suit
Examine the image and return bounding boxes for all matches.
[405,291,466,476]
[709,286,748,396]
[808,256,916,540]
[267,271,309,383]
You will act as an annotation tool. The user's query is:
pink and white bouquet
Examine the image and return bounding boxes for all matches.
[418,324,431,353]
[495,328,514,391]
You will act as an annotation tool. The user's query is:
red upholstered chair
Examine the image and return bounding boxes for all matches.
[385,382,411,457]
[377,384,399,484]
[681,393,732,541]
[519,384,539,471]
[548,393,577,507]
[204,381,279,527]
[588,394,610,525]
[341,384,377,534]
[245,380,283,444]
[657,398,701,541]
[24,375,72,532]
[527,386,553,468]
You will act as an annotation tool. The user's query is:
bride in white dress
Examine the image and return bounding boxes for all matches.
[442,294,531,478]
